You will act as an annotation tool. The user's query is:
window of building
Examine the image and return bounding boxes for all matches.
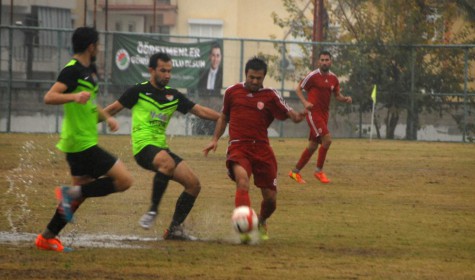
[159,25,170,35]
[128,22,136,32]
[35,6,72,46]
[115,22,122,32]
[188,19,223,41]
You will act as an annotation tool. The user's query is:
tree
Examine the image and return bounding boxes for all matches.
[269,0,475,140]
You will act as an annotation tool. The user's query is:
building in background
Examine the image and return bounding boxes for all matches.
[1,1,473,89]
[75,0,287,39]
[0,1,75,80]
[0,0,290,87]
[74,0,176,34]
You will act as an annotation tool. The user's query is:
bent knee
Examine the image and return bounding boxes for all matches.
[186,180,201,196]
[114,176,133,192]
[236,177,250,188]
[192,181,201,194]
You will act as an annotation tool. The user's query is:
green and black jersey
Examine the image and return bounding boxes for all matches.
[118,81,196,155]
[56,59,99,153]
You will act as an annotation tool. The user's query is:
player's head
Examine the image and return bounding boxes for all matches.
[72,27,99,57]
[148,52,172,88]
[318,50,332,72]
[244,57,267,92]
[209,44,222,70]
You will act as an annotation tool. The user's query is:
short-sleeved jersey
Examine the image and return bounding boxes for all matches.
[301,68,340,120]
[223,82,292,142]
[118,81,195,154]
[56,59,99,153]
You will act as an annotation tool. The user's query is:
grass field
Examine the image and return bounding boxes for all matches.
[0,133,474,279]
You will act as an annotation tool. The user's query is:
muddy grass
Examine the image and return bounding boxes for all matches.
[0,133,474,279]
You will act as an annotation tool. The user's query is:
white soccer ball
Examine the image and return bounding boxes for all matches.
[231,206,258,234]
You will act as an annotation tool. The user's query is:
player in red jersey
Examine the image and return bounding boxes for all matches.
[288,50,352,184]
[203,57,305,241]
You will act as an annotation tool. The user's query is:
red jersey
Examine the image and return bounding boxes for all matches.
[222,82,292,142]
[301,68,340,120]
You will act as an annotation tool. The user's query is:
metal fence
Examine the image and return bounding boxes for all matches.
[1,26,474,142]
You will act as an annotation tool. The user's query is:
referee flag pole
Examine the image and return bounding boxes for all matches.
[370,85,377,141]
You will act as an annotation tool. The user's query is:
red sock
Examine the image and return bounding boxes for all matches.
[235,189,251,207]
[316,146,328,170]
[296,148,313,170]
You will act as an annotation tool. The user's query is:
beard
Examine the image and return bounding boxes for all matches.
[320,65,330,72]
[154,77,168,88]
[245,83,261,93]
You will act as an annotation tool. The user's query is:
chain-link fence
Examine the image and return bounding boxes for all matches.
[1,26,474,142]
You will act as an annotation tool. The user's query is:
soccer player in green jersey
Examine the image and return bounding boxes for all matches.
[104,52,220,240]
[35,27,133,252]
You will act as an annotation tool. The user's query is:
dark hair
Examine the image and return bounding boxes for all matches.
[210,43,221,54]
[72,27,99,53]
[319,50,332,58]
[148,52,172,68]
[245,56,267,76]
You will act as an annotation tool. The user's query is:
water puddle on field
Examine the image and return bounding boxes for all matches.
[0,231,159,249]
[2,140,246,249]
[2,140,159,249]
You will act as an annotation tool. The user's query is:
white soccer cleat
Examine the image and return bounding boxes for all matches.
[139,211,157,229]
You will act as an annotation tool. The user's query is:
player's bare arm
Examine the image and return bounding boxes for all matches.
[287,109,306,123]
[203,113,228,157]
[44,82,91,105]
[103,100,125,116]
[295,83,313,110]
[103,101,126,132]
[97,106,119,132]
[190,104,221,121]
[335,91,352,104]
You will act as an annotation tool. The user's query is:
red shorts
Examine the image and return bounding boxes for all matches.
[306,111,329,142]
[226,141,277,191]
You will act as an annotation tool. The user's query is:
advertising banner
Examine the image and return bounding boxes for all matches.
[112,34,222,90]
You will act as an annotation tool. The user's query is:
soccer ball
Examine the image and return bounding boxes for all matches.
[231,206,258,234]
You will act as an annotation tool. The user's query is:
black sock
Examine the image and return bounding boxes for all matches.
[149,172,171,213]
[169,192,196,229]
[80,177,116,198]
[46,199,84,235]
[46,208,68,235]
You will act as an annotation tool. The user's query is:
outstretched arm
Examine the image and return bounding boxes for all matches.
[190,104,221,121]
[97,105,119,132]
[203,113,228,157]
[102,101,127,132]
[103,100,125,117]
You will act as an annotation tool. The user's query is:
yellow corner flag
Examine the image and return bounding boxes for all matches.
[371,84,377,104]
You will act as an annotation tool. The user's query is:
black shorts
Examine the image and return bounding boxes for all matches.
[65,145,117,178]
[134,145,183,172]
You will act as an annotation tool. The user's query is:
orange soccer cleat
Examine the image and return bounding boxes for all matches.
[314,171,330,184]
[35,234,73,252]
[288,171,306,184]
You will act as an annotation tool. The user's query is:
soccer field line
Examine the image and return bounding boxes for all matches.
[0,230,260,248]
[0,231,159,249]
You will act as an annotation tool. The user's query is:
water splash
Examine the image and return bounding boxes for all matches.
[5,140,36,233]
